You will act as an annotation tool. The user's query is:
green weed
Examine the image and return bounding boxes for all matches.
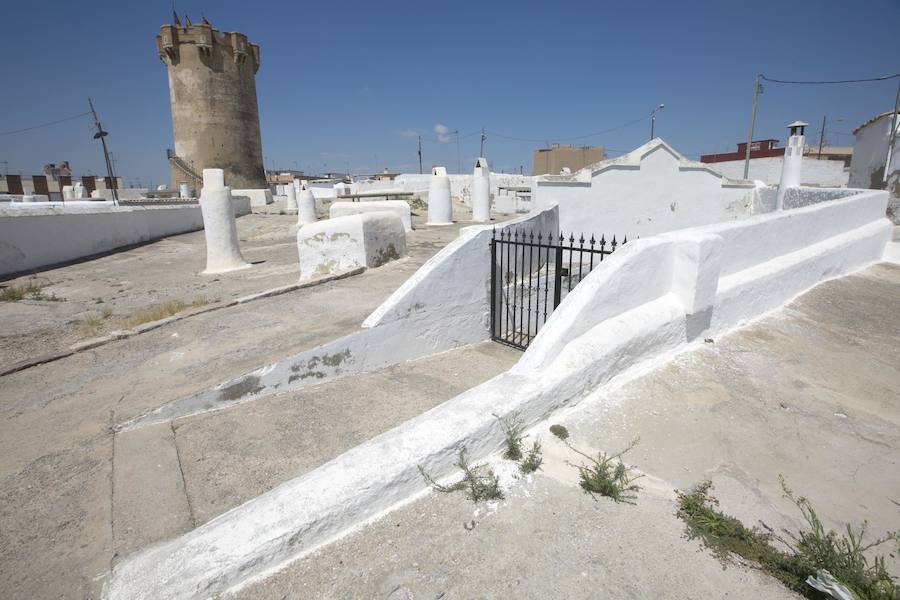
[549,424,569,440]
[418,448,504,503]
[494,413,525,461]
[519,439,543,474]
[675,478,900,599]
[566,438,643,504]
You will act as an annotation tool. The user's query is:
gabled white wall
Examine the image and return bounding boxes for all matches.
[533,140,757,238]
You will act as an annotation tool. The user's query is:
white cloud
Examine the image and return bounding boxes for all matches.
[400,129,418,138]
[434,123,453,143]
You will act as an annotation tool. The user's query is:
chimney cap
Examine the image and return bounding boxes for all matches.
[786,120,809,128]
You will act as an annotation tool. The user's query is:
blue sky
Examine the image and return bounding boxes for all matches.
[2,0,898,186]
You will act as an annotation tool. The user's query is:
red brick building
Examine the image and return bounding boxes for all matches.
[700,140,784,163]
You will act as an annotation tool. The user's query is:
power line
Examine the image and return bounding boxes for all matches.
[487,114,647,144]
[760,72,900,85]
[0,111,92,136]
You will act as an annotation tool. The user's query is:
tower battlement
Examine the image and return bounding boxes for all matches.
[156,23,260,73]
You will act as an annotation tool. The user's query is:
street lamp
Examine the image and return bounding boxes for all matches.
[650,104,665,140]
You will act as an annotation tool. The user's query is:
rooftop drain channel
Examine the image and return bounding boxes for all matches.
[489,229,627,350]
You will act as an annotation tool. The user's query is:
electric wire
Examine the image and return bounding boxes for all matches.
[0,111,92,136]
[487,114,648,144]
[760,72,900,85]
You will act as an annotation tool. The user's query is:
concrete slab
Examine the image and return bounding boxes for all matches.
[170,342,520,526]
[112,422,193,561]
[233,468,797,600]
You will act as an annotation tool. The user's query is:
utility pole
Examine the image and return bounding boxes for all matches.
[817,115,827,159]
[884,77,900,185]
[88,98,118,204]
[454,130,461,174]
[479,127,486,157]
[743,75,761,180]
[417,135,423,174]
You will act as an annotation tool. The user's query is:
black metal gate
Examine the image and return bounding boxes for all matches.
[490,229,625,350]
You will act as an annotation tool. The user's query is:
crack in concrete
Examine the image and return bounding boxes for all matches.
[170,422,196,529]
[108,408,117,570]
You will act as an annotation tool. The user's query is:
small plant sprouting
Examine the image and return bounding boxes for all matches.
[519,439,543,474]
[549,424,569,440]
[418,448,504,503]
[494,413,525,461]
[494,414,544,474]
[566,438,643,504]
[675,478,900,599]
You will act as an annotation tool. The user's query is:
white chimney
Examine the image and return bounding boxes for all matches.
[776,120,807,210]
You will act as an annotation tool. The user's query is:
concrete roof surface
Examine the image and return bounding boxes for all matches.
[235,263,900,599]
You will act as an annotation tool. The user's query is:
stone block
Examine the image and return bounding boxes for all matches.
[297,212,407,281]
[329,200,412,232]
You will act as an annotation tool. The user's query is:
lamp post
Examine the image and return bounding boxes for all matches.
[650,104,665,140]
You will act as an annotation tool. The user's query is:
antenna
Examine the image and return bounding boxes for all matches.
[417,135,423,174]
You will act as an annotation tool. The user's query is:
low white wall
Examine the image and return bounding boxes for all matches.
[533,139,758,238]
[232,189,273,207]
[710,156,849,187]
[107,191,891,599]
[357,172,533,202]
[0,199,251,277]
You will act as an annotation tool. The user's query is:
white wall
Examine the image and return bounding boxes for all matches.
[533,139,757,238]
[849,114,899,189]
[357,172,533,202]
[0,199,251,277]
[709,155,848,187]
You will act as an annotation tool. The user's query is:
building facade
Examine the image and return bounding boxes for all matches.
[1,174,122,200]
[849,111,899,190]
[532,144,604,175]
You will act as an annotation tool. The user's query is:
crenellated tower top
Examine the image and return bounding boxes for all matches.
[156,21,260,73]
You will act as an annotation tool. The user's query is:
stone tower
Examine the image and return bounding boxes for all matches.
[156,20,267,190]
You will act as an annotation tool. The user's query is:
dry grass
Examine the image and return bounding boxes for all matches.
[0,281,64,302]
[125,295,207,328]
